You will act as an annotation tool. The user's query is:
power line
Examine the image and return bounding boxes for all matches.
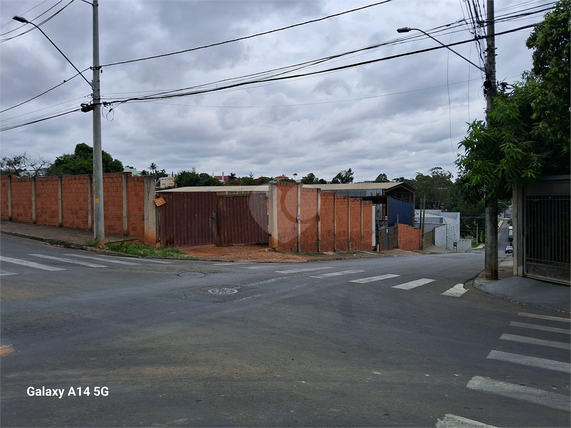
[99,0,396,69]
[0,0,76,42]
[102,24,537,107]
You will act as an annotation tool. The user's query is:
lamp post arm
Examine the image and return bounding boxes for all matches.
[13,16,92,88]
[398,27,484,72]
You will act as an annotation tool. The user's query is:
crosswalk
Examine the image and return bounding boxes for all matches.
[272,265,463,295]
[439,311,571,426]
[0,253,170,275]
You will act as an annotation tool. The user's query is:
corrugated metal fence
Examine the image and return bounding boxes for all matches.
[159,192,268,247]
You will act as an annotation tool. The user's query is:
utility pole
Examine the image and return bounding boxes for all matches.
[484,0,498,279]
[92,0,104,244]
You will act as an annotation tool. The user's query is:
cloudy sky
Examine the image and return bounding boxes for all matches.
[0,0,554,182]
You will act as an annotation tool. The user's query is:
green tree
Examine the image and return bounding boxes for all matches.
[175,170,200,187]
[457,0,569,197]
[175,171,221,187]
[1,153,27,176]
[46,143,123,176]
[526,0,570,149]
[331,168,354,184]
[374,173,390,183]
[301,172,319,184]
[407,167,454,209]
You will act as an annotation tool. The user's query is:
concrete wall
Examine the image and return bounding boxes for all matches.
[1,173,157,244]
[268,182,373,253]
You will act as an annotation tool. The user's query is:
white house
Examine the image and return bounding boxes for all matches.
[415,210,471,251]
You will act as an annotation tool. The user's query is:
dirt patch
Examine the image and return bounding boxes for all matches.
[178,244,309,263]
[177,244,395,263]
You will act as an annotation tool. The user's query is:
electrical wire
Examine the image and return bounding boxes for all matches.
[102,24,536,108]
[0,68,90,114]
[0,0,553,132]
[99,0,396,69]
[0,0,76,42]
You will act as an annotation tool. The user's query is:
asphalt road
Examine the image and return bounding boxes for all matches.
[1,235,569,427]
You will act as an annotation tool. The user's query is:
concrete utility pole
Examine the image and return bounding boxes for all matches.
[484,0,498,279]
[92,0,105,244]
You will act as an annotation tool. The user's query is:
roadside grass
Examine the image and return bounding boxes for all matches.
[105,240,196,259]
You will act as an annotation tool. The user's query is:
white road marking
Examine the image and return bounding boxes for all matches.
[518,312,570,323]
[487,350,571,373]
[141,259,171,264]
[64,254,140,265]
[500,333,570,350]
[392,278,435,290]
[349,274,400,284]
[467,376,570,411]
[30,254,108,268]
[275,267,333,274]
[0,256,65,271]
[510,321,570,335]
[310,269,364,278]
[0,270,17,276]
[441,283,467,297]
[436,413,497,428]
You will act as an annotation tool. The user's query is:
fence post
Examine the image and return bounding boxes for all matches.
[143,176,157,245]
[268,181,278,250]
[297,182,301,253]
[58,176,63,227]
[7,175,12,220]
[87,175,93,230]
[32,177,37,224]
[347,197,351,251]
[317,189,321,253]
[122,172,129,236]
[333,194,337,252]
[360,199,364,251]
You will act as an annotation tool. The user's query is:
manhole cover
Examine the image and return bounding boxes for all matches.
[207,288,239,295]
[177,272,206,278]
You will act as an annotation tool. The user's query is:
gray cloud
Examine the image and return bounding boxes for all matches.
[0,0,545,182]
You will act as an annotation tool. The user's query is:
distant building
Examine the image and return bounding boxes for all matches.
[123,166,142,176]
[159,176,175,189]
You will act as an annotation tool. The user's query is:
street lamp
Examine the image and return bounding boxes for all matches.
[397,12,498,279]
[13,16,92,87]
[396,27,484,72]
[14,2,105,245]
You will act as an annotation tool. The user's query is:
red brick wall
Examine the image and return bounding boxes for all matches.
[127,177,146,238]
[0,173,148,241]
[320,192,335,252]
[300,186,318,253]
[36,176,60,226]
[398,223,422,251]
[276,182,298,252]
[272,182,373,253]
[8,177,33,223]
[61,175,90,229]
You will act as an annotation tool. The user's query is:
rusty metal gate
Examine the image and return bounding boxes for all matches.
[376,226,397,251]
[159,192,268,247]
[215,193,268,246]
[159,192,217,247]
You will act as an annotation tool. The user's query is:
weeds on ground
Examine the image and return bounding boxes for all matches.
[105,241,196,259]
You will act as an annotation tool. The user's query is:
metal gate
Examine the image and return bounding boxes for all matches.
[215,193,268,246]
[159,191,268,247]
[159,192,217,247]
[524,193,570,284]
[376,226,398,251]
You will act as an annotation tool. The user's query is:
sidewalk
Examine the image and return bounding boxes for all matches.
[472,257,570,313]
[0,219,131,248]
[1,219,569,313]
